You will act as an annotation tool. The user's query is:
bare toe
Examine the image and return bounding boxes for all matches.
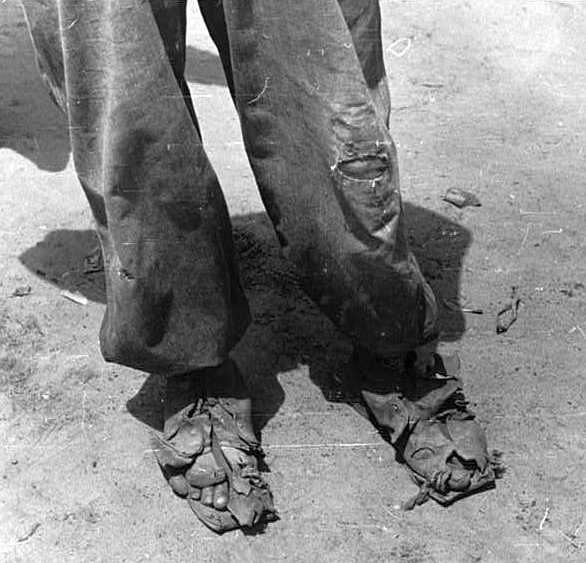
[213,482,228,510]
[201,486,214,506]
[168,474,189,497]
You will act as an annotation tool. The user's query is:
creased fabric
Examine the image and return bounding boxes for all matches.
[21,0,438,373]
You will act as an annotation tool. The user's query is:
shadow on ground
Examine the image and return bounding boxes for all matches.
[19,207,471,435]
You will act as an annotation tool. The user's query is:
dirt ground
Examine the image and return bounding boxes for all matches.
[1,1,585,561]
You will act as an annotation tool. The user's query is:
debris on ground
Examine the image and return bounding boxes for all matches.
[538,500,550,531]
[569,325,585,339]
[442,187,482,208]
[559,530,583,550]
[496,287,522,334]
[443,297,484,314]
[60,290,88,306]
[560,281,584,298]
[11,285,32,297]
[387,37,411,58]
[83,246,104,274]
[17,522,41,543]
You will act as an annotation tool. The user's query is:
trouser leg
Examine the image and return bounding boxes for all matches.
[337,0,391,126]
[198,0,390,123]
[20,0,66,111]
[21,0,250,374]
[200,0,438,356]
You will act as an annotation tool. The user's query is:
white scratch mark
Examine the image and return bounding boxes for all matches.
[264,442,384,450]
[248,77,270,104]
[387,37,411,58]
[538,503,550,531]
[569,325,586,339]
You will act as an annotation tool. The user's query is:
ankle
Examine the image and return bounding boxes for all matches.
[411,340,439,372]
[198,359,249,399]
[163,361,235,422]
[352,347,407,394]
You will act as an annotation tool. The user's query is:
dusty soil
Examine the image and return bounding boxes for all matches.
[1,1,584,561]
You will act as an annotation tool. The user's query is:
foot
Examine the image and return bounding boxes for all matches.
[152,360,276,532]
[352,346,499,509]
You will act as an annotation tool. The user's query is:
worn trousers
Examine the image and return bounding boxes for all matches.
[21,0,439,374]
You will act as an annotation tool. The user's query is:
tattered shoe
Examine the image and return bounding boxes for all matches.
[354,350,500,509]
[151,362,277,533]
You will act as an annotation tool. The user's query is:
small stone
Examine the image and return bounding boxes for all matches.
[11,286,32,297]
